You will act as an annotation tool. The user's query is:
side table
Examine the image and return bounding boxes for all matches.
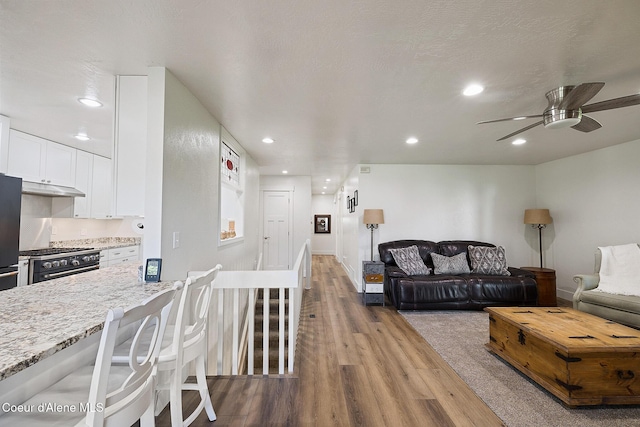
[362,261,384,305]
[520,266,557,307]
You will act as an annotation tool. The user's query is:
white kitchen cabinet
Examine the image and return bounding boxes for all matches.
[99,250,108,268]
[17,259,29,287]
[113,75,147,217]
[0,115,10,174]
[73,150,93,218]
[106,245,140,266]
[53,153,114,219]
[7,130,76,187]
[90,155,114,219]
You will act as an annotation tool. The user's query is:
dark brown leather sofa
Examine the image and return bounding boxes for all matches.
[379,240,538,310]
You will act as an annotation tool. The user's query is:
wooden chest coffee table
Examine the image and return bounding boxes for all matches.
[485,307,640,406]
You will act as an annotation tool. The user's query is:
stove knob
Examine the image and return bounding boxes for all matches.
[42,262,52,269]
[60,259,68,266]
[90,255,97,261]
[82,256,90,262]
[71,259,80,266]
[52,261,60,268]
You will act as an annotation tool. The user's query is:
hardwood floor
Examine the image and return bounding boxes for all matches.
[156,255,505,426]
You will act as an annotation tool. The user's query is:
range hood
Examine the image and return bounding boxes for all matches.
[22,181,85,197]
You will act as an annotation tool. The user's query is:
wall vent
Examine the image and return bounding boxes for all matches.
[360,166,371,174]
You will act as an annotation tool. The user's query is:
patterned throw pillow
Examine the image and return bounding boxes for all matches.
[389,245,430,276]
[468,245,511,276]
[431,252,471,275]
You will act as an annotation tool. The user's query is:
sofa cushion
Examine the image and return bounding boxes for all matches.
[379,240,438,268]
[468,245,510,276]
[432,252,471,275]
[438,240,494,266]
[389,245,430,275]
[467,275,537,304]
[395,276,470,309]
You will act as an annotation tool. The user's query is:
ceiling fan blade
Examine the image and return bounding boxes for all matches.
[477,115,542,125]
[571,115,601,133]
[496,121,544,141]
[559,82,605,110]
[581,93,640,113]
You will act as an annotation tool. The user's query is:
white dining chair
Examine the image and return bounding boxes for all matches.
[111,265,222,426]
[157,265,221,426]
[0,283,181,427]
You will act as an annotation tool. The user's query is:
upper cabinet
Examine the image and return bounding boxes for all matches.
[53,152,114,219]
[7,130,76,187]
[72,150,94,218]
[113,75,147,217]
[91,155,114,218]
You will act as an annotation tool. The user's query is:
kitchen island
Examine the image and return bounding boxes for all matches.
[0,262,174,382]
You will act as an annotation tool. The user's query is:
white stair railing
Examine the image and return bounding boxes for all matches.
[213,240,311,375]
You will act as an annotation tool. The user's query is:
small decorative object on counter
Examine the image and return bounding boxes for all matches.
[144,258,162,283]
[138,265,144,283]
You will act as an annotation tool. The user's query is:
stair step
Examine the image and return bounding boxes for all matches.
[253,348,289,371]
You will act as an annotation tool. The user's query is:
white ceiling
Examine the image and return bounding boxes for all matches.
[2,0,640,194]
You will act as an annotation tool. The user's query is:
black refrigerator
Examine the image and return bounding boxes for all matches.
[0,174,22,291]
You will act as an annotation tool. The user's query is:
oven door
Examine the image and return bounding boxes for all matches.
[0,266,19,291]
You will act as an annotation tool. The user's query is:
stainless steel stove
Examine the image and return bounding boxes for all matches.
[19,247,100,284]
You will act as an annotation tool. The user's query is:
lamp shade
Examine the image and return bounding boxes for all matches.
[524,209,552,225]
[363,209,384,225]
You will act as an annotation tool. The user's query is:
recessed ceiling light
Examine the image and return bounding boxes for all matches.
[325,178,331,182]
[323,186,327,189]
[282,170,288,174]
[74,133,90,141]
[512,138,527,145]
[463,84,484,96]
[322,192,325,195]
[262,137,274,143]
[78,98,102,108]
[406,137,418,144]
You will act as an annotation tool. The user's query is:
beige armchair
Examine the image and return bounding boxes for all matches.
[573,245,640,329]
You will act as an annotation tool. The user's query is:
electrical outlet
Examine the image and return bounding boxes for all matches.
[173,232,180,249]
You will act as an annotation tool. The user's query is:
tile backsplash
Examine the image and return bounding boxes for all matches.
[20,194,144,250]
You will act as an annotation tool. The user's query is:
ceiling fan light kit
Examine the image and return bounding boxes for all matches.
[478,82,640,141]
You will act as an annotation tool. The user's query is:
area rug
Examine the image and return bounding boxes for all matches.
[401,310,640,427]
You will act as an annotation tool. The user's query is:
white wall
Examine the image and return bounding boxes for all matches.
[311,194,336,255]
[144,67,260,278]
[339,164,537,291]
[535,138,640,300]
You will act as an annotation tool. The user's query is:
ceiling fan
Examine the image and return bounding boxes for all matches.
[477,82,640,141]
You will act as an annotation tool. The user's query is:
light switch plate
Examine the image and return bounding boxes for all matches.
[172,231,180,248]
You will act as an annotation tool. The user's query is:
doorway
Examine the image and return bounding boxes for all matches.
[262,190,292,270]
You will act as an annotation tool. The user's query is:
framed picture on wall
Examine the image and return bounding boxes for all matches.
[354,190,358,206]
[314,214,331,234]
[346,196,351,210]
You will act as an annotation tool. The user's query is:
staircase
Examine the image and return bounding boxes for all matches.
[251,288,289,374]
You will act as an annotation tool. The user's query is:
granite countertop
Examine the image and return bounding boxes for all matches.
[0,262,175,381]
[50,237,142,251]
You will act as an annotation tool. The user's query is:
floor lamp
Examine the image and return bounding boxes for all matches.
[524,209,553,268]
[363,209,384,261]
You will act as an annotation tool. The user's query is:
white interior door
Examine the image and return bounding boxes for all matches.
[263,191,291,270]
